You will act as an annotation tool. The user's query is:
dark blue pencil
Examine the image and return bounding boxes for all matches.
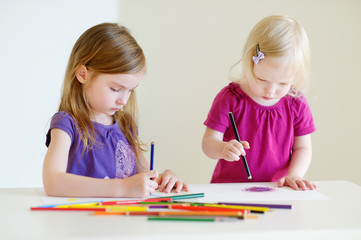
[150,142,154,170]
[228,112,252,180]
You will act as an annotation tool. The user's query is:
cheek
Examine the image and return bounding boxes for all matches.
[277,87,291,97]
[250,80,262,93]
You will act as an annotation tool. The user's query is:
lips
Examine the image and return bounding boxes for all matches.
[111,108,120,112]
[262,97,272,100]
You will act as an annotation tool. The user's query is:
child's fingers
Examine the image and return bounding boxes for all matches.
[232,140,247,156]
[146,170,159,179]
[182,183,190,192]
[303,179,315,190]
[157,175,171,192]
[224,151,240,161]
[164,177,178,193]
[241,141,250,149]
[287,179,299,190]
[223,140,248,161]
[278,177,286,187]
[173,181,183,193]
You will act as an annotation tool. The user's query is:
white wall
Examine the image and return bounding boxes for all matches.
[120,0,361,185]
[0,0,118,187]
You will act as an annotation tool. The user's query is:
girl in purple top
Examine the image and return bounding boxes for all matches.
[202,16,316,191]
[43,23,189,198]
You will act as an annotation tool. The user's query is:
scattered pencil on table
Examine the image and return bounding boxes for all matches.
[228,112,252,180]
[30,191,292,222]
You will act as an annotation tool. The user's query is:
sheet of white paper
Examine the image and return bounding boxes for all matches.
[37,188,193,206]
[37,182,327,206]
[189,182,328,202]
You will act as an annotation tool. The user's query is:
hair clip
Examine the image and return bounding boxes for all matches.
[252,44,264,64]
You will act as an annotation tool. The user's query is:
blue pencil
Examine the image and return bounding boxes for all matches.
[150,142,154,170]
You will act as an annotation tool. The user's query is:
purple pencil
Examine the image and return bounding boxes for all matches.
[218,202,292,209]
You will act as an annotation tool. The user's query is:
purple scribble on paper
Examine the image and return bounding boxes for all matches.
[243,186,275,192]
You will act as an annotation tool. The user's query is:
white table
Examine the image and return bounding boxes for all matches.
[1,181,361,240]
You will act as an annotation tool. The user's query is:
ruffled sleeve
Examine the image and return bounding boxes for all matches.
[292,95,316,136]
[204,83,244,133]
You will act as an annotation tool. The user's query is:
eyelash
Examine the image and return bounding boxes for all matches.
[111,88,134,93]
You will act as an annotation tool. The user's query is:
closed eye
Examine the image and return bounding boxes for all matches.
[111,87,120,92]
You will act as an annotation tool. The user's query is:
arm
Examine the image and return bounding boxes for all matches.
[43,128,158,198]
[202,127,250,161]
[278,134,316,190]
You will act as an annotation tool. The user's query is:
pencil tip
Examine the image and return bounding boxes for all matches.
[248,176,252,180]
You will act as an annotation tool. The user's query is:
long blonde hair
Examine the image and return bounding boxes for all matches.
[230,15,310,95]
[59,23,146,160]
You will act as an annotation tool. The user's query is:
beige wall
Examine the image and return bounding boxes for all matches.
[120,0,361,185]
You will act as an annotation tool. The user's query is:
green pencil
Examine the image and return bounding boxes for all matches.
[169,193,205,200]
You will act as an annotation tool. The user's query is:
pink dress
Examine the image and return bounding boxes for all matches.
[204,83,316,183]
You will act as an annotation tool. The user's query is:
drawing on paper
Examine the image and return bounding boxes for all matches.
[243,186,276,192]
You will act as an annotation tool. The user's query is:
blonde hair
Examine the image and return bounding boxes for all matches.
[59,23,146,160]
[230,15,310,95]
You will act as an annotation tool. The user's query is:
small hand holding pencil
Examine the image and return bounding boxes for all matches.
[150,142,190,193]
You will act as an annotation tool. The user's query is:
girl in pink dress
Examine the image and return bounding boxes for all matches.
[202,16,316,190]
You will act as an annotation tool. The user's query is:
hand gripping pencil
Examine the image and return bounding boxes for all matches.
[228,112,252,180]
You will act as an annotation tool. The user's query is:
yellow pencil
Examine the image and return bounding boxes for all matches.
[203,203,269,212]
[57,202,99,208]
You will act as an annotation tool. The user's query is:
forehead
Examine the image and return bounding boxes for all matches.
[94,71,144,89]
[253,57,296,83]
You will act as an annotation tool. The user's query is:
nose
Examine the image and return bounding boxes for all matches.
[116,93,130,106]
[265,84,276,97]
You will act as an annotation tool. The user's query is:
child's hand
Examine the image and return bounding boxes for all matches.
[221,140,250,161]
[278,174,316,191]
[156,169,190,193]
[122,170,159,197]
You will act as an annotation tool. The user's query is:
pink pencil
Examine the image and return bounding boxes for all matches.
[31,207,106,212]
[101,197,172,206]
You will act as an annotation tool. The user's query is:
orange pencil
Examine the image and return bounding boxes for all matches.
[169,205,248,214]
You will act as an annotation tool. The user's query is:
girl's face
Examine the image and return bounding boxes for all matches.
[246,57,295,106]
[83,70,144,125]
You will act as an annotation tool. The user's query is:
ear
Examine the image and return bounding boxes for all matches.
[75,65,89,84]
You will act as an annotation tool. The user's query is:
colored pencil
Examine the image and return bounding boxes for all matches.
[202,203,269,212]
[150,141,154,170]
[36,200,102,208]
[218,202,293,209]
[147,216,238,222]
[92,211,159,216]
[140,201,189,205]
[228,112,252,180]
[156,193,205,200]
[159,211,244,218]
[169,205,248,214]
[31,207,106,212]
[101,197,172,206]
